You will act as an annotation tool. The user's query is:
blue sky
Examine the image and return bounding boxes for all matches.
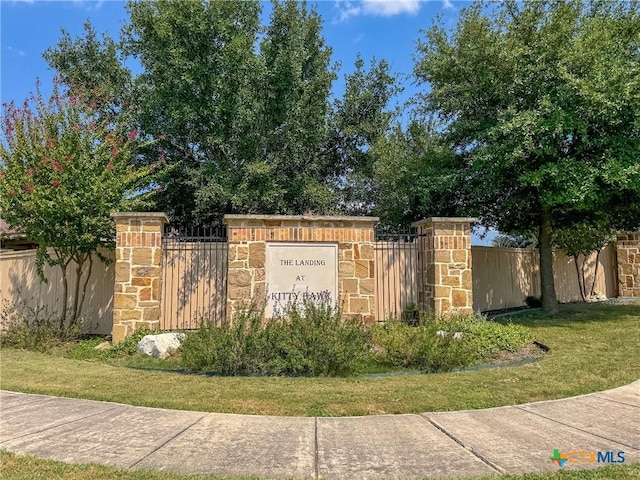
[2,0,467,107]
[1,0,495,243]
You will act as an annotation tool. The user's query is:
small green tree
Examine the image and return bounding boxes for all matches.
[0,82,160,328]
[554,221,614,301]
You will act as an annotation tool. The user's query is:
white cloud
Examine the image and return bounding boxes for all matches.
[335,0,421,22]
[69,0,106,11]
[363,0,420,16]
[6,46,26,57]
[335,2,362,23]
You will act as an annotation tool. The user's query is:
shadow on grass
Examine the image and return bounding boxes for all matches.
[492,302,640,329]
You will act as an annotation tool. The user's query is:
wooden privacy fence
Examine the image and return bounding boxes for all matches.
[472,244,618,311]
[0,248,114,334]
[373,243,618,316]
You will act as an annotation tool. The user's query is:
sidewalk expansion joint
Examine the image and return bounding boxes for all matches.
[127,412,210,470]
[593,394,640,410]
[1,405,121,443]
[514,406,639,451]
[420,415,506,474]
[314,417,319,480]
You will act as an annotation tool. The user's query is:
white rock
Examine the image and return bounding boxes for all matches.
[137,333,186,359]
[587,291,607,302]
[436,330,448,337]
[94,341,111,350]
[453,332,464,340]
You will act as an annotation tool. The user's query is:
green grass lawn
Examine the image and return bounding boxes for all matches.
[1,303,639,416]
[1,451,638,480]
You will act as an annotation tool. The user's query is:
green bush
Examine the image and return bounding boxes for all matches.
[65,337,106,359]
[180,302,369,376]
[451,316,533,359]
[370,318,475,372]
[371,312,533,372]
[0,300,84,351]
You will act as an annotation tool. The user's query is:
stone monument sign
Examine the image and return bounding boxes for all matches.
[265,242,338,317]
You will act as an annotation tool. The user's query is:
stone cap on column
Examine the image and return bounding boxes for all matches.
[412,217,477,228]
[224,214,379,228]
[110,212,169,223]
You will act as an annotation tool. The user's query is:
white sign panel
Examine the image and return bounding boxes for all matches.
[265,242,338,317]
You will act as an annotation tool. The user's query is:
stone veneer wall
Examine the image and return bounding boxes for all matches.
[617,233,640,297]
[414,217,476,316]
[224,215,379,323]
[111,212,167,343]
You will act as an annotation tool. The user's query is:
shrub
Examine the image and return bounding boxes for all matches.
[0,300,85,351]
[65,328,156,360]
[65,337,106,359]
[181,306,535,376]
[370,317,475,372]
[371,312,534,372]
[525,296,542,308]
[400,302,420,326]
[450,316,533,359]
[180,302,369,376]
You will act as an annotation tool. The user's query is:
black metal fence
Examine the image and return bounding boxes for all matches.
[374,225,422,321]
[161,225,228,330]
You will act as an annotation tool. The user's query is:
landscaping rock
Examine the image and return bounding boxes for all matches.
[587,291,607,302]
[94,341,111,351]
[436,330,464,339]
[137,333,186,359]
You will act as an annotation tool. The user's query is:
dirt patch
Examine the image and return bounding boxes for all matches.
[486,342,547,366]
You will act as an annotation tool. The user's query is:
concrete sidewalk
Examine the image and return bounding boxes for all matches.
[1,382,638,479]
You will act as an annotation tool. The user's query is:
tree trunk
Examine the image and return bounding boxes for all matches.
[574,257,586,301]
[60,262,69,330]
[76,254,93,325]
[590,250,601,297]
[538,211,559,315]
[71,256,86,327]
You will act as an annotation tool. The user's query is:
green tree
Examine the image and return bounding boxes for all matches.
[413,0,640,313]
[328,56,402,215]
[0,83,160,328]
[554,220,614,301]
[123,0,262,226]
[44,0,401,226]
[248,0,336,215]
[43,21,133,123]
[372,120,463,225]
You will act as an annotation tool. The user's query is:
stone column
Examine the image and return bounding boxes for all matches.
[110,212,168,343]
[413,217,476,316]
[616,232,640,297]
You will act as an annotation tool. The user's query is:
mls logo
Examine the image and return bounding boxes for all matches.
[550,449,568,467]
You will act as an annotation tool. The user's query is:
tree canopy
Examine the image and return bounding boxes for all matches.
[45,0,399,227]
[405,0,640,312]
